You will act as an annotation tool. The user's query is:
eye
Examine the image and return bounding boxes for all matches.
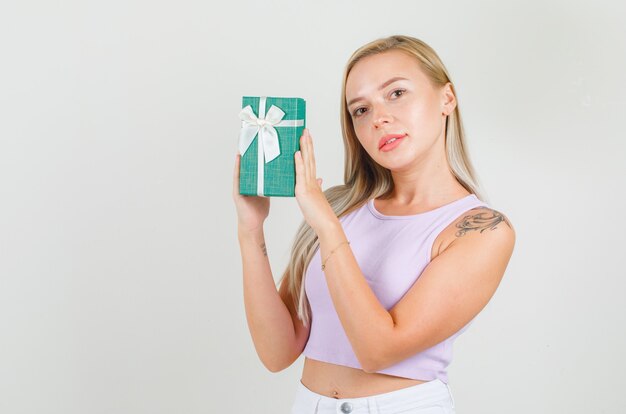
[391,88,406,98]
[352,107,367,117]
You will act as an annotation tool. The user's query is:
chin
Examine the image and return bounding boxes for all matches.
[383,153,420,171]
[377,158,409,172]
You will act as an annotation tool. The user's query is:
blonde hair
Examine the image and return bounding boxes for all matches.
[277,35,488,328]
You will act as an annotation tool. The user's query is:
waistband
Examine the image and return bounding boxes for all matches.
[294,378,454,414]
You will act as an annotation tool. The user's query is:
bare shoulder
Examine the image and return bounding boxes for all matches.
[434,206,516,260]
[455,206,515,237]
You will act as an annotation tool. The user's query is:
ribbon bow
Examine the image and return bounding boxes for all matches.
[238,104,286,163]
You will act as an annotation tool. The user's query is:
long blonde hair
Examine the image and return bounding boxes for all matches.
[277,35,488,328]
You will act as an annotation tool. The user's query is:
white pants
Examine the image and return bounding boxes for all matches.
[291,378,456,414]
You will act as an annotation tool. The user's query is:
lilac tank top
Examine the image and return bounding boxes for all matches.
[302,194,490,384]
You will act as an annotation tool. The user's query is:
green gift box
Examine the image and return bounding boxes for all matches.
[238,96,306,197]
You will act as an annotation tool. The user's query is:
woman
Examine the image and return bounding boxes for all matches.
[233,35,515,414]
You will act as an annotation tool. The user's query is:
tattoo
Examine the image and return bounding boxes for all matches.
[260,242,267,256]
[455,208,512,237]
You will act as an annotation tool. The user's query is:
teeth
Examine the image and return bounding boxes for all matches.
[385,138,397,145]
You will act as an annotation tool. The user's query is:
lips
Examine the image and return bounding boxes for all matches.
[378,133,406,150]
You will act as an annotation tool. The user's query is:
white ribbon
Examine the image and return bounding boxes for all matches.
[238,96,304,196]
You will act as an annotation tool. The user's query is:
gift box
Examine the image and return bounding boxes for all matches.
[238,96,306,197]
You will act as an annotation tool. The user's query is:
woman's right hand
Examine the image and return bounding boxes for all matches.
[233,153,270,233]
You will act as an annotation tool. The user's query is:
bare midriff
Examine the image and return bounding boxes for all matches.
[300,357,428,399]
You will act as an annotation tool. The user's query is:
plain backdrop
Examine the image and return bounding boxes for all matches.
[1,1,625,413]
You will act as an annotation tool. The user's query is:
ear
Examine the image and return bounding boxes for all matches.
[441,82,457,115]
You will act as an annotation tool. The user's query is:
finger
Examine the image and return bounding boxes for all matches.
[233,153,240,194]
[305,129,316,178]
[294,150,304,185]
[303,129,314,182]
[300,131,310,183]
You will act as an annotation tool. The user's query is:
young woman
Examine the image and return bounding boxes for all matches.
[233,35,515,414]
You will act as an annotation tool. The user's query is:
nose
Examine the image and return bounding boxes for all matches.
[371,104,393,129]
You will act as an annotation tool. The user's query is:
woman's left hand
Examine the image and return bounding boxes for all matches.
[294,128,338,233]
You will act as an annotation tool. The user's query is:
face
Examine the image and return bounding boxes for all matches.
[345,50,455,170]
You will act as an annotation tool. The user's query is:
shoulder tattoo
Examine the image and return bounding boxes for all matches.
[455,208,512,237]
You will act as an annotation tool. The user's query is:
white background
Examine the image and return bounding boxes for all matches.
[1,1,625,413]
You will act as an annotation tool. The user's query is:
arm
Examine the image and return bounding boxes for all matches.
[315,220,395,372]
[317,208,515,373]
[375,208,515,370]
[239,226,302,372]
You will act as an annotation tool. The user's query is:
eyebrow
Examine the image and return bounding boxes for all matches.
[347,76,409,107]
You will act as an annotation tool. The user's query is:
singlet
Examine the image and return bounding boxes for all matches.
[302,193,490,384]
